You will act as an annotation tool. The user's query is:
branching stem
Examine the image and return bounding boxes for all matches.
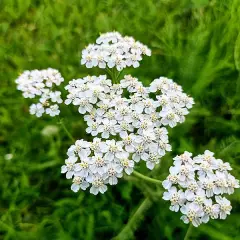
[58,117,74,142]
[132,170,162,185]
[105,67,121,84]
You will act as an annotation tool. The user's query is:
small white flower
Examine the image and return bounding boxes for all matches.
[74,157,93,178]
[136,119,153,135]
[90,138,107,153]
[71,176,90,192]
[120,75,140,92]
[163,187,185,212]
[78,98,93,114]
[81,50,97,68]
[86,121,100,136]
[97,119,117,139]
[171,162,194,183]
[174,107,189,123]
[67,140,91,158]
[194,150,216,164]
[144,152,161,170]
[154,127,169,142]
[213,171,228,195]
[115,120,134,136]
[180,202,204,227]
[90,175,108,195]
[173,151,193,166]
[29,103,45,117]
[96,32,121,44]
[149,77,169,93]
[192,189,206,206]
[160,108,180,128]
[121,132,141,153]
[46,104,60,116]
[132,143,148,162]
[215,196,232,219]
[201,199,220,222]
[90,153,108,175]
[162,170,179,190]
[105,162,123,185]
[61,156,78,179]
[50,91,63,103]
[155,141,172,156]
[216,159,232,172]
[184,180,199,200]
[198,176,215,197]
[126,53,142,68]
[118,153,135,175]
[226,174,240,194]
[104,140,124,161]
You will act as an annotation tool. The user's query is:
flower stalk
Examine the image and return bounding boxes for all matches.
[113,197,152,240]
[133,170,162,185]
[58,117,74,141]
[184,224,193,240]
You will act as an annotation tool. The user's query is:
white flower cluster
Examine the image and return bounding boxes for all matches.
[162,150,239,227]
[15,68,64,117]
[62,74,194,194]
[81,32,151,70]
[61,139,131,195]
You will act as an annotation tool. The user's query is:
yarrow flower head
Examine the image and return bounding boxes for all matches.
[81,32,151,70]
[15,32,195,196]
[61,138,126,195]
[162,151,239,227]
[16,68,64,117]
[62,73,194,194]
[59,32,195,194]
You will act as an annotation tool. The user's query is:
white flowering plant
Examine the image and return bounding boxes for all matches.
[15,32,239,237]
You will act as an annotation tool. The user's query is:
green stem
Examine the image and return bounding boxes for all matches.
[133,171,162,185]
[113,197,152,240]
[112,68,117,84]
[105,67,121,84]
[29,160,60,171]
[184,224,193,240]
[115,70,122,81]
[105,67,114,81]
[58,117,74,142]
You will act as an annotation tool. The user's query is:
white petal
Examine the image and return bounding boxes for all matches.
[71,183,80,192]
[66,171,74,179]
[146,161,155,170]
[61,165,67,173]
[90,186,99,195]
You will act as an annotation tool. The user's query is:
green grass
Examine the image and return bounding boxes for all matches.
[1,0,240,239]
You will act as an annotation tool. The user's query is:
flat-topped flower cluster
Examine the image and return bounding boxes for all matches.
[16,68,64,117]
[162,150,239,227]
[62,74,194,194]
[81,32,151,70]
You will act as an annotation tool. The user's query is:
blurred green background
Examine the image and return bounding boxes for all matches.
[1,0,240,239]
